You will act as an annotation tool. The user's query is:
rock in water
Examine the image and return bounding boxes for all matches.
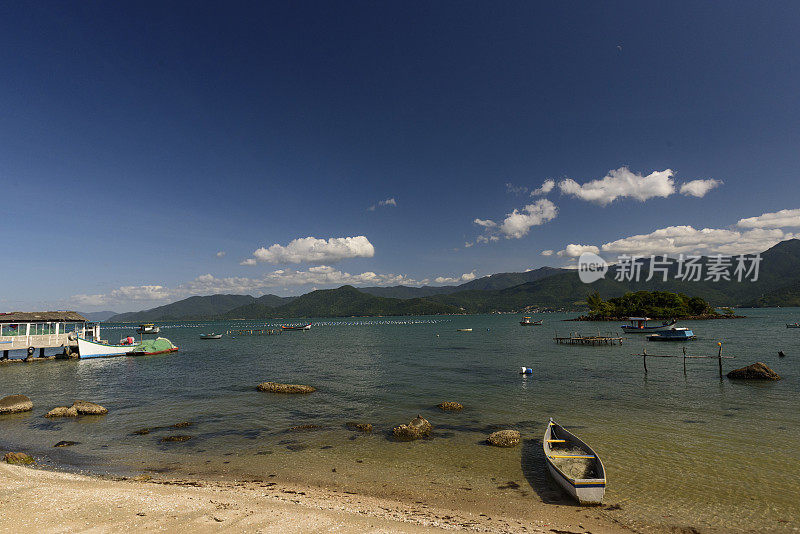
[4,452,35,465]
[0,394,33,414]
[256,382,316,394]
[392,415,432,441]
[160,435,192,442]
[437,401,464,411]
[71,400,108,415]
[726,362,781,380]
[487,429,521,448]
[54,441,79,447]
[345,422,373,432]
[45,406,79,418]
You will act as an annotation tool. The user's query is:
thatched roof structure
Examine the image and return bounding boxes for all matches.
[0,311,88,323]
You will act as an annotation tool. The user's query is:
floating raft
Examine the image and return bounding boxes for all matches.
[225,329,281,336]
[554,334,624,346]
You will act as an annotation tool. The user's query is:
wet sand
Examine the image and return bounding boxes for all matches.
[0,462,630,533]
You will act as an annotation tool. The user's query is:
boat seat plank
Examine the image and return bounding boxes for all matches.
[547,439,567,443]
[549,455,595,459]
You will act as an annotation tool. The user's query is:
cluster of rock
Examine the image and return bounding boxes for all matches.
[4,452,34,465]
[45,400,108,418]
[256,382,316,394]
[0,394,33,414]
[345,422,373,432]
[727,362,781,380]
[437,401,463,411]
[392,415,433,441]
[487,429,521,448]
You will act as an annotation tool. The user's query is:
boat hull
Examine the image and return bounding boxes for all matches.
[543,419,606,505]
[128,347,179,356]
[77,337,135,358]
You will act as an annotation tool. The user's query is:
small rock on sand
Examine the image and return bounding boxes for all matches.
[45,406,79,418]
[487,430,521,448]
[345,422,373,432]
[392,415,432,441]
[54,441,79,448]
[437,402,463,411]
[726,362,781,380]
[71,400,108,415]
[0,394,33,414]
[4,452,35,465]
[256,382,316,394]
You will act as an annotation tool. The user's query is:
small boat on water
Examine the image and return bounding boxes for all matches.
[786,323,800,328]
[647,327,696,341]
[520,316,543,326]
[456,328,473,332]
[621,317,677,333]
[199,333,223,340]
[136,323,160,334]
[77,336,178,358]
[543,418,606,505]
[281,324,311,331]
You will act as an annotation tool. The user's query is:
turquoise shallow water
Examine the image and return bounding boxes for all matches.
[1,310,799,531]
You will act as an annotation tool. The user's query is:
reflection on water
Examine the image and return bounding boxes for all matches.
[1,311,799,531]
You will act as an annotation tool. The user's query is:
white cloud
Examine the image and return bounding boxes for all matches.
[680,179,723,198]
[499,199,558,239]
[464,241,474,248]
[557,244,600,258]
[433,271,477,284]
[559,167,676,205]
[368,197,397,210]
[737,208,800,229]
[473,218,497,228]
[245,236,375,265]
[240,258,257,266]
[540,249,554,256]
[506,183,528,195]
[531,179,555,196]
[216,251,226,257]
[599,226,795,256]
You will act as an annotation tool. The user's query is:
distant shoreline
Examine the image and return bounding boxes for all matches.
[566,313,746,321]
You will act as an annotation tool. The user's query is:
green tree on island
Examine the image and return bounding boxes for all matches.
[586,291,716,319]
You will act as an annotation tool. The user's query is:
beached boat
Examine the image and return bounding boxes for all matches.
[77,336,137,358]
[786,323,800,328]
[281,324,311,331]
[647,327,695,341]
[136,323,160,334]
[520,316,543,326]
[199,333,222,339]
[543,418,606,505]
[127,337,179,356]
[621,317,677,333]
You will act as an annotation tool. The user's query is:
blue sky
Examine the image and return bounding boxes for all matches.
[2,1,800,312]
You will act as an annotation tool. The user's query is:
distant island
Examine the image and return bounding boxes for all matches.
[572,291,743,321]
[103,239,800,322]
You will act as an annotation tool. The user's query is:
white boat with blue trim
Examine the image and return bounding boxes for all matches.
[621,317,677,333]
[543,418,606,505]
[77,336,138,358]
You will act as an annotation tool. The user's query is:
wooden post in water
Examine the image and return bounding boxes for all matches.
[683,346,687,375]
[642,348,648,374]
[717,342,723,379]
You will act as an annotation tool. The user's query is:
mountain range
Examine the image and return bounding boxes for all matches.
[105,239,800,322]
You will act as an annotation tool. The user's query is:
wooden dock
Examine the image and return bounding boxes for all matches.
[554,334,624,346]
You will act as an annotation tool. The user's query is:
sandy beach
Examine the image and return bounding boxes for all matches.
[0,462,632,534]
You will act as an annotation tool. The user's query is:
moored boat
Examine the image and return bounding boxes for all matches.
[520,316,543,326]
[647,327,696,341]
[136,323,160,334]
[543,418,606,505]
[127,337,179,355]
[786,323,800,328]
[456,328,473,332]
[281,324,311,331]
[621,317,677,333]
[77,336,137,358]
[200,333,223,339]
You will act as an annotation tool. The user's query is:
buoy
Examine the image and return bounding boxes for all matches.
[778,350,786,358]
[520,366,533,375]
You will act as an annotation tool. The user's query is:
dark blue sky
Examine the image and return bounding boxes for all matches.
[2,2,800,310]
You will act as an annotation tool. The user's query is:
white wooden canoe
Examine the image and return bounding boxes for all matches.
[77,337,134,358]
[543,418,606,504]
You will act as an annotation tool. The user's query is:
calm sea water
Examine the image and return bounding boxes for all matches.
[1,310,798,531]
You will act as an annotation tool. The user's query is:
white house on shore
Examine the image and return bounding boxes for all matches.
[0,311,99,359]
